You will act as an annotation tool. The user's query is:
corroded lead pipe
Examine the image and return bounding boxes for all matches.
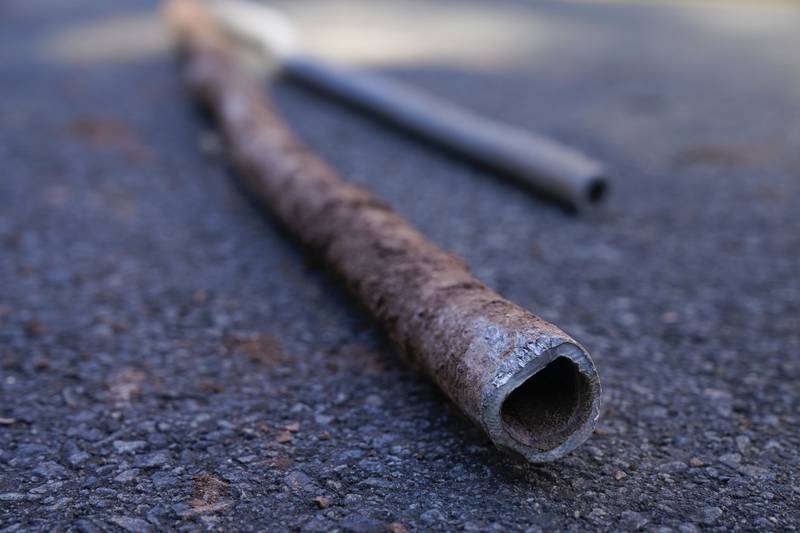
[209,0,610,211]
[166,0,601,462]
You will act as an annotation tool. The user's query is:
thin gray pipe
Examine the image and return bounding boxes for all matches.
[283,56,609,211]
[210,0,609,211]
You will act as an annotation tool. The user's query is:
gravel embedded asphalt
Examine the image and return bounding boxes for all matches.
[1,0,799,531]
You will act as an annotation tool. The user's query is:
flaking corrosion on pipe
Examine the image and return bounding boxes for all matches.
[166,0,601,462]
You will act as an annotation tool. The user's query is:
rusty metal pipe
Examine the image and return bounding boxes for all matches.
[166,0,601,462]
[210,0,610,211]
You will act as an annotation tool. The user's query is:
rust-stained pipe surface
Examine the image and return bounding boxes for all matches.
[166,0,601,462]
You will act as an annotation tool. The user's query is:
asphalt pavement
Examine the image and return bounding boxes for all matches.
[1,0,799,531]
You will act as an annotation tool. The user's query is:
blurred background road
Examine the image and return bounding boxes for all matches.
[1,0,799,530]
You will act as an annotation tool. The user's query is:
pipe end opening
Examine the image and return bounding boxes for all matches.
[500,356,594,453]
[585,177,608,204]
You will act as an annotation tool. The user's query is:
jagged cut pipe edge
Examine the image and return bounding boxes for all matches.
[481,341,601,462]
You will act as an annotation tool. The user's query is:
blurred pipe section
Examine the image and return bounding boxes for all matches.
[212,0,610,211]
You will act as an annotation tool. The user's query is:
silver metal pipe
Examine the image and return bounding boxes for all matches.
[212,0,610,211]
[283,56,608,210]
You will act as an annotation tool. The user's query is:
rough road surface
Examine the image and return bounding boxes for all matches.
[1,0,799,531]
